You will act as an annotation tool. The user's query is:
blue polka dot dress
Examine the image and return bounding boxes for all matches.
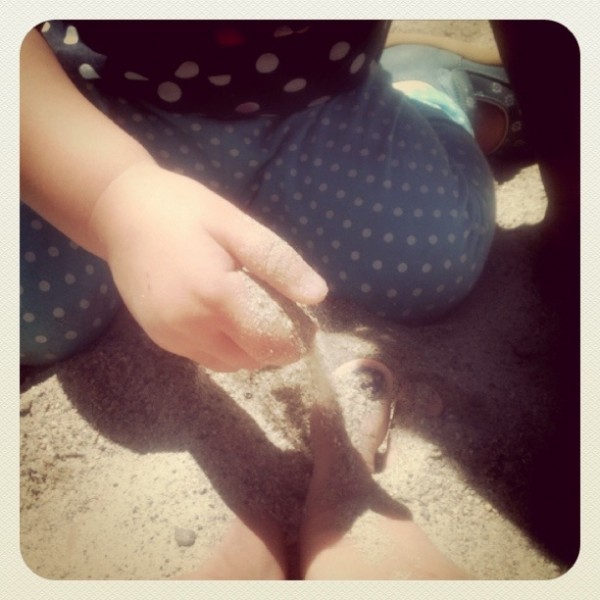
[20,21,495,365]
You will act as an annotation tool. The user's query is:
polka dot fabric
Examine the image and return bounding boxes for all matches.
[64,20,390,117]
[249,79,495,321]
[21,21,496,364]
[20,204,121,365]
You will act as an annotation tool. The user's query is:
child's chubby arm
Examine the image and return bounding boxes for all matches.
[20,29,328,371]
[20,28,153,255]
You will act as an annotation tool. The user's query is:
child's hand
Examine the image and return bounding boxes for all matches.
[90,162,328,371]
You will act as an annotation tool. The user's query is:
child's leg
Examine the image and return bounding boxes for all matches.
[20,203,120,365]
[249,67,496,322]
[176,513,287,580]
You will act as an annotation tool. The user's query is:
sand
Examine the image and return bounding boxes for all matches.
[19,21,578,580]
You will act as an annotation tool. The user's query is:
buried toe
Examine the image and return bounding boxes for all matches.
[330,358,396,472]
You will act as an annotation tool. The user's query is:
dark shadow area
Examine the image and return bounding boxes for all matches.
[56,313,309,530]
[316,219,579,570]
[491,19,580,569]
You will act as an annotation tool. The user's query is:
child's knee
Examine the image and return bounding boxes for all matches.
[20,275,121,365]
[20,204,121,365]
[321,225,493,323]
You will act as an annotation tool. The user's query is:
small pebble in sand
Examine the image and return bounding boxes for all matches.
[174,527,197,547]
[20,396,33,416]
[429,447,443,460]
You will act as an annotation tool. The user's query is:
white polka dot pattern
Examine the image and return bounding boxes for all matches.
[329,41,351,61]
[20,201,121,366]
[175,61,200,79]
[255,53,279,73]
[157,81,182,103]
[49,20,388,116]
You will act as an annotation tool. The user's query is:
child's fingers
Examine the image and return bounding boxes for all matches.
[178,333,263,372]
[218,269,317,366]
[215,211,328,306]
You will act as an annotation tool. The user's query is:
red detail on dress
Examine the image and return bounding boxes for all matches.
[214,26,246,47]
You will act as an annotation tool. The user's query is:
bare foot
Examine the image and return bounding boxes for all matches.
[302,358,405,547]
[331,358,395,471]
[311,358,395,474]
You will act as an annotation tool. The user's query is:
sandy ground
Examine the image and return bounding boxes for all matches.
[19,21,579,580]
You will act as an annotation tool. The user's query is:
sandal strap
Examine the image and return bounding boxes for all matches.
[380,44,535,167]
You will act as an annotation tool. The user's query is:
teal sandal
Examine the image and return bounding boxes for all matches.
[380,43,536,175]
